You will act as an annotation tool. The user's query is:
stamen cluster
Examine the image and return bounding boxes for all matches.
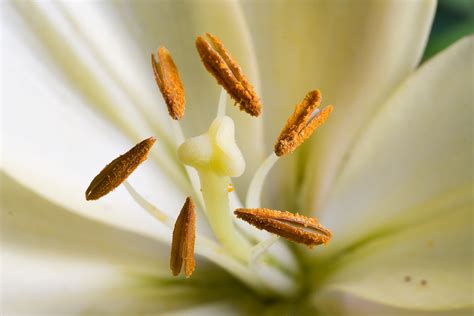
[85,32,333,281]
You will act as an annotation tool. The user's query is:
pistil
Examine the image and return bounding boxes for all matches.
[178,116,252,261]
[199,170,251,261]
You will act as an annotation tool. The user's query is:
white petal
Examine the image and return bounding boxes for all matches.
[3,248,243,316]
[2,250,162,315]
[1,11,187,239]
[241,0,436,208]
[1,172,171,267]
[313,206,473,310]
[318,37,473,251]
[4,1,178,153]
[1,173,176,315]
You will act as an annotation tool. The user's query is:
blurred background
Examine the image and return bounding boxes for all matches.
[424,0,473,61]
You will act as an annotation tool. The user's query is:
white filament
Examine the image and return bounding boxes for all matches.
[245,152,279,208]
[250,235,280,266]
[171,120,185,145]
[217,87,227,117]
[123,180,173,227]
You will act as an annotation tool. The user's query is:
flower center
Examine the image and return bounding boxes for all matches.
[84,32,334,297]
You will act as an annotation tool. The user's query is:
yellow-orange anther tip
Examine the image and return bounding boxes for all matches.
[170,197,196,278]
[151,47,185,120]
[274,91,333,156]
[195,32,261,117]
[85,136,156,201]
[234,208,332,248]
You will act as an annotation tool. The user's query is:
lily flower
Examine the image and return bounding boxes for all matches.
[2,1,472,315]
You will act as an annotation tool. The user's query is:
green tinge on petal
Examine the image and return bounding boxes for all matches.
[160,303,240,316]
[315,292,473,316]
[313,206,473,311]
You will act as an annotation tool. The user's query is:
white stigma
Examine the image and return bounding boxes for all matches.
[177,116,245,177]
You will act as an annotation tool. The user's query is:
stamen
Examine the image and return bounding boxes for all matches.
[195,33,261,117]
[177,116,251,260]
[151,47,185,120]
[274,90,333,156]
[170,197,196,278]
[234,208,332,248]
[85,137,156,200]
